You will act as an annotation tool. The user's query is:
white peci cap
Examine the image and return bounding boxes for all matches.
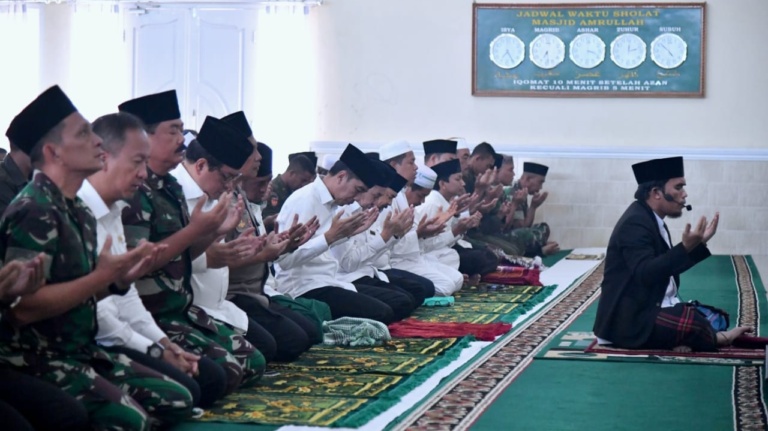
[413,165,437,189]
[379,140,412,161]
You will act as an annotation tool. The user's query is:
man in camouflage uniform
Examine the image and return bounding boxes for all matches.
[261,152,317,227]
[119,91,263,394]
[0,142,32,216]
[507,162,559,256]
[1,86,193,431]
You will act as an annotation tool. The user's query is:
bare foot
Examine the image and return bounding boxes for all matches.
[542,242,560,256]
[716,326,753,346]
[672,345,692,353]
[467,274,481,286]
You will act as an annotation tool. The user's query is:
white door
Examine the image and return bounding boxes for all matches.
[124,6,258,130]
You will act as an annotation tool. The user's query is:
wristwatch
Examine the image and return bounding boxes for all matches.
[147,343,165,359]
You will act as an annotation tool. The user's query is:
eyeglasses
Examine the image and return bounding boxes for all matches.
[215,168,242,184]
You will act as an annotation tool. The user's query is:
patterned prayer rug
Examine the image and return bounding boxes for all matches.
[388,255,768,431]
[310,337,462,356]
[195,337,471,427]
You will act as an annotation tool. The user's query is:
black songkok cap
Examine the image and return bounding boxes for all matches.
[632,156,684,184]
[289,151,318,169]
[197,116,254,170]
[431,159,462,180]
[221,111,253,138]
[366,152,380,161]
[386,166,407,193]
[339,144,379,188]
[523,162,549,177]
[493,154,504,169]
[118,90,181,126]
[423,139,457,155]
[256,142,272,177]
[6,85,77,155]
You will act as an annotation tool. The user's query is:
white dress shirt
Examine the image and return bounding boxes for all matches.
[387,190,423,267]
[78,179,167,352]
[274,176,355,297]
[171,164,249,332]
[330,203,395,283]
[654,212,680,308]
[417,190,462,268]
[250,201,281,297]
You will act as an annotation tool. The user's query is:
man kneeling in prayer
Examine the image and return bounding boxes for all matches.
[593,156,750,352]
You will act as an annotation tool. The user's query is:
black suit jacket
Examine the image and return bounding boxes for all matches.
[593,200,710,348]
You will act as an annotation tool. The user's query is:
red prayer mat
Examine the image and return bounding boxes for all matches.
[480,266,541,286]
[388,318,512,342]
[584,338,766,359]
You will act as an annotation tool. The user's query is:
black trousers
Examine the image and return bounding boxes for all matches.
[354,276,422,316]
[231,295,313,363]
[300,284,412,324]
[453,244,499,276]
[108,345,227,409]
[383,268,436,303]
[0,367,89,431]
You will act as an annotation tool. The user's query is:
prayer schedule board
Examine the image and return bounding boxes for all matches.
[472,3,705,97]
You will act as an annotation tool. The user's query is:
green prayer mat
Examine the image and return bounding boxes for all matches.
[198,393,369,426]
[247,371,403,397]
[408,311,503,324]
[538,255,768,366]
[310,337,461,356]
[193,337,471,427]
[270,350,436,374]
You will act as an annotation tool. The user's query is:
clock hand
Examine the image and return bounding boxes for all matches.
[661,44,673,57]
[503,50,513,62]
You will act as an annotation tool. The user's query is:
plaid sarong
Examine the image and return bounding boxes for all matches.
[642,303,717,352]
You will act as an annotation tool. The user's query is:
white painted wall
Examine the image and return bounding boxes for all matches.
[310,0,768,150]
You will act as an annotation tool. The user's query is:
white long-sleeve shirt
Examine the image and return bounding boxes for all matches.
[172,164,248,332]
[331,204,395,283]
[78,179,167,353]
[274,177,355,297]
[417,190,462,253]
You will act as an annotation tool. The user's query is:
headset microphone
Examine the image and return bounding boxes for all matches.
[663,193,692,211]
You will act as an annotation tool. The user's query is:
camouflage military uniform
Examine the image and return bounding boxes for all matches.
[121,168,264,394]
[506,181,551,256]
[0,155,28,216]
[0,173,193,431]
[261,173,289,220]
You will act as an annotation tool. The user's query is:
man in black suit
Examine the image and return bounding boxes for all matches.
[593,156,750,352]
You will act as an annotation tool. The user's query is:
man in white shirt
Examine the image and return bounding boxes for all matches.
[421,159,499,277]
[383,154,463,297]
[332,158,421,317]
[275,144,414,323]
[82,112,231,408]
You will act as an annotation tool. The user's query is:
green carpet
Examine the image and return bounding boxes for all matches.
[174,250,573,430]
[470,255,768,431]
[539,255,768,365]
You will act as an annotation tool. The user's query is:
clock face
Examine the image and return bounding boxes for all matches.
[529,33,565,69]
[610,33,647,69]
[650,33,688,69]
[569,33,606,69]
[489,33,525,69]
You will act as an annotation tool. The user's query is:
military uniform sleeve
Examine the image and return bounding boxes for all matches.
[121,189,153,248]
[0,182,18,218]
[1,198,60,271]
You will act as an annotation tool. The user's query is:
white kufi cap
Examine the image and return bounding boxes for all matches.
[379,140,412,161]
[414,165,437,189]
[321,154,338,171]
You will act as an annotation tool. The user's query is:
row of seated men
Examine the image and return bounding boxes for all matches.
[0,85,556,430]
